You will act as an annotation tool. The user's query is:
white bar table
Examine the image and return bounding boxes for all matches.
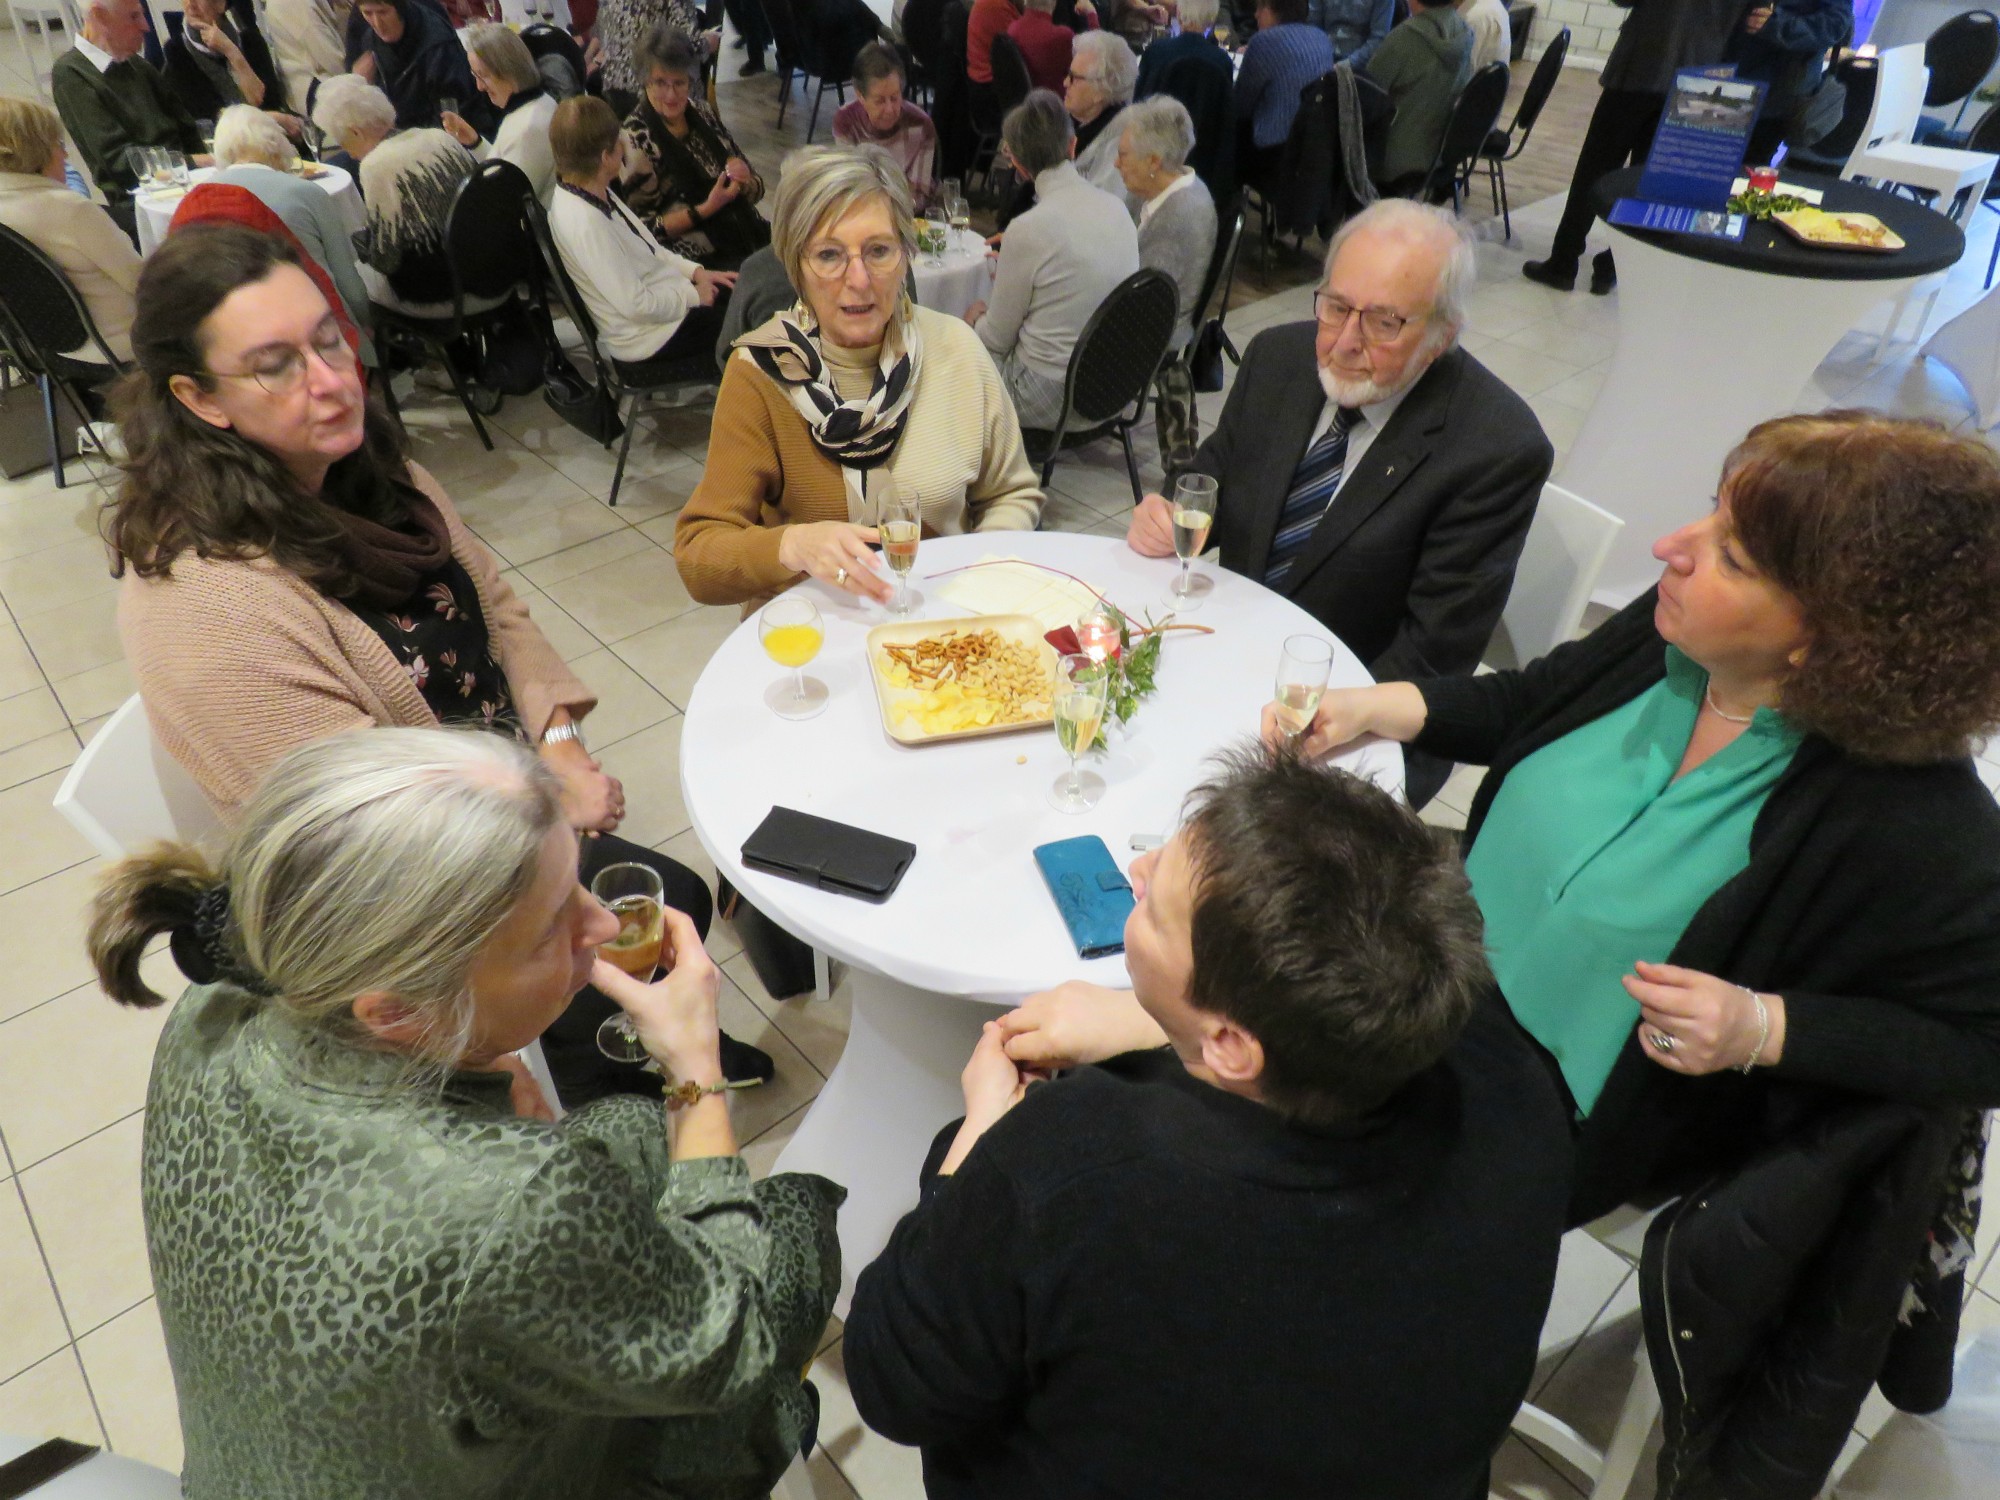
[1560,168,1963,605]
[679,532,1401,1310]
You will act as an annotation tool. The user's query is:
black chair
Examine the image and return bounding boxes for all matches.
[1190,191,1245,369]
[1967,101,2000,287]
[1925,9,1999,126]
[526,196,718,508]
[370,159,544,452]
[1418,61,1511,212]
[520,22,588,98]
[0,224,127,489]
[901,0,945,108]
[759,0,850,140]
[1479,26,1568,239]
[1021,268,1181,504]
[990,31,1033,117]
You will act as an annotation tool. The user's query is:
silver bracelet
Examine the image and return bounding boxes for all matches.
[541,721,583,749]
[1739,987,1770,1074]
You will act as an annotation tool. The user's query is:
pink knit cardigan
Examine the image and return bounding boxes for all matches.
[118,462,596,821]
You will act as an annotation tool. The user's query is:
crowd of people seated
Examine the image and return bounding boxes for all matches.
[16,7,2000,1500]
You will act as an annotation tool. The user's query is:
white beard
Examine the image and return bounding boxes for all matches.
[1317,364,1397,408]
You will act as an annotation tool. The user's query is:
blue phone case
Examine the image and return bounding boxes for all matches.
[1033,835,1135,959]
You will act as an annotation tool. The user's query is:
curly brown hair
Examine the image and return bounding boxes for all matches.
[1723,410,2000,763]
[102,224,416,597]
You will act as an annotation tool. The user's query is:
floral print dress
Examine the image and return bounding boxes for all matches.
[349,558,522,735]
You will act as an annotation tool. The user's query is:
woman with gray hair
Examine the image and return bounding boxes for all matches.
[439,23,560,205]
[1134,0,1231,99]
[675,144,1042,608]
[90,727,842,1499]
[1067,29,1141,205]
[971,90,1139,431]
[310,71,395,182]
[206,103,374,351]
[1116,94,1215,475]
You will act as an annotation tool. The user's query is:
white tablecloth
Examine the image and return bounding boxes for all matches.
[910,226,996,320]
[133,162,364,257]
[679,532,1401,1307]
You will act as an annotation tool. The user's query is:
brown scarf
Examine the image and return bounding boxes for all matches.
[323,462,454,610]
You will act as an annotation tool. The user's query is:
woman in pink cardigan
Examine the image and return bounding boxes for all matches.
[107,224,772,1102]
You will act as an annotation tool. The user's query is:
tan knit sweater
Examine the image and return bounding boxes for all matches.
[118,463,595,821]
[674,305,1044,607]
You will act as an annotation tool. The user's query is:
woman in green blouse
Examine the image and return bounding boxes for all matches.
[1275,411,2000,1219]
[87,728,842,1500]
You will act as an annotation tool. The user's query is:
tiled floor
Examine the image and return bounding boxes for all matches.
[9,17,2000,1498]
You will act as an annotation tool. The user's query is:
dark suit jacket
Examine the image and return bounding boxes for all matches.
[1189,322,1551,802]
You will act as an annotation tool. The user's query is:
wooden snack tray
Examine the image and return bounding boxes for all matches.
[866,614,1057,745]
[1771,208,1905,253]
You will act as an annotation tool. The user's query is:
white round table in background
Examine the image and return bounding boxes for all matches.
[680,532,1401,1309]
[910,226,996,320]
[133,162,364,257]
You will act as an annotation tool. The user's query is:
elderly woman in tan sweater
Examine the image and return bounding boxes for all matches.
[674,145,1043,610]
[109,223,773,1101]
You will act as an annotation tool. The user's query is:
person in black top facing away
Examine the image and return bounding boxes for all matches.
[843,747,1571,1500]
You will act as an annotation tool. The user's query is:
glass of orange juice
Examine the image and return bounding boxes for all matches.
[760,594,828,719]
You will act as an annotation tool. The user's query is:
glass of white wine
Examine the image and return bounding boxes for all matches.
[925,208,949,266]
[1048,652,1110,814]
[877,480,921,616]
[1166,473,1217,609]
[1273,634,1334,745]
[946,189,971,243]
[759,594,828,719]
[591,862,665,1063]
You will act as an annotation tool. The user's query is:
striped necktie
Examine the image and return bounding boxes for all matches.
[1263,406,1360,590]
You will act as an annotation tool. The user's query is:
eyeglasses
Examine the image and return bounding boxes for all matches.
[1313,292,1421,343]
[1065,68,1096,86]
[803,240,906,280]
[211,317,355,395]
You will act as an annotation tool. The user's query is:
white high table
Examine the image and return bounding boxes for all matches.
[680,533,1401,1308]
[1561,167,1964,605]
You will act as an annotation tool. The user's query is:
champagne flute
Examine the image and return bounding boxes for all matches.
[1166,473,1217,609]
[591,862,666,1063]
[1272,634,1334,745]
[760,594,829,719]
[924,207,948,265]
[1048,653,1110,814]
[877,479,922,617]
[947,189,971,243]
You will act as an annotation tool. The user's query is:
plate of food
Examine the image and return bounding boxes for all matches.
[294,160,330,179]
[1771,207,1905,253]
[867,615,1057,744]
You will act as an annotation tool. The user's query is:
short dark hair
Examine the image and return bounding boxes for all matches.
[1002,89,1073,177]
[550,92,621,179]
[1264,0,1309,25]
[1180,747,1490,1123]
[1724,410,2000,762]
[852,39,905,92]
[641,22,702,80]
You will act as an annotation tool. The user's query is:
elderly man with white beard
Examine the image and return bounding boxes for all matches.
[1127,199,1552,805]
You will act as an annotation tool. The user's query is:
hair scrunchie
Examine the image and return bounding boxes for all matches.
[169,884,275,996]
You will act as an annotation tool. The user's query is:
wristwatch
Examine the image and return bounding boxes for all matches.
[541,721,584,750]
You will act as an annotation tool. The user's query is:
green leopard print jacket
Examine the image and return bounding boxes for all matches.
[142,983,844,1499]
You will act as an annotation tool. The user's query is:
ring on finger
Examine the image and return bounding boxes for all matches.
[1651,1030,1677,1053]
[834,566,848,586]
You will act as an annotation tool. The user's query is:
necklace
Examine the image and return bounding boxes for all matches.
[1705,684,1755,724]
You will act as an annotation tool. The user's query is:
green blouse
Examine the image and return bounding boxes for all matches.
[1464,647,1801,1114]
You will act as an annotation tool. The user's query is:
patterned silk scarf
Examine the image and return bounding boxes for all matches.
[735,306,923,474]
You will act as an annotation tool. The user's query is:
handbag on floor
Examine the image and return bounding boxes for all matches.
[1188,321,1226,394]
[542,349,624,445]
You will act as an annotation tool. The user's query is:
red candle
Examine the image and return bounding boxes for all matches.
[1747,165,1780,194]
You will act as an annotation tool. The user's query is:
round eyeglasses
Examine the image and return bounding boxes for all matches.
[211,317,356,395]
[803,240,906,280]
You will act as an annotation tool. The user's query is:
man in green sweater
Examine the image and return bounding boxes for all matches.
[53,0,209,233]
[1364,0,1473,191]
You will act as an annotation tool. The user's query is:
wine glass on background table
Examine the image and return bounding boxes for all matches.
[1049,652,1110,814]
[877,479,922,616]
[947,189,971,243]
[760,594,829,719]
[1166,473,1217,609]
[1272,634,1333,744]
[591,861,666,1063]
[924,206,949,266]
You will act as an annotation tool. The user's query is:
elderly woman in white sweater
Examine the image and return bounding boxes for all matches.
[547,94,735,370]
[440,24,559,206]
[1116,94,1216,476]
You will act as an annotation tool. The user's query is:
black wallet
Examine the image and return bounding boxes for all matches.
[740,806,916,903]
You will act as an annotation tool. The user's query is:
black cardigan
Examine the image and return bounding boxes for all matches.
[1412,589,2000,1222]
[843,997,1571,1500]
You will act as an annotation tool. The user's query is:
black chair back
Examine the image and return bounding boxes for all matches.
[1190,192,1243,334]
[760,0,811,76]
[0,224,121,371]
[903,0,946,72]
[525,192,615,390]
[1504,26,1568,146]
[990,32,1034,115]
[1062,268,1179,426]
[1970,100,2000,191]
[1925,10,1999,108]
[1423,62,1510,204]
[520,23,588,96]
[445,159,543,311]
[1161,51,1236,202]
